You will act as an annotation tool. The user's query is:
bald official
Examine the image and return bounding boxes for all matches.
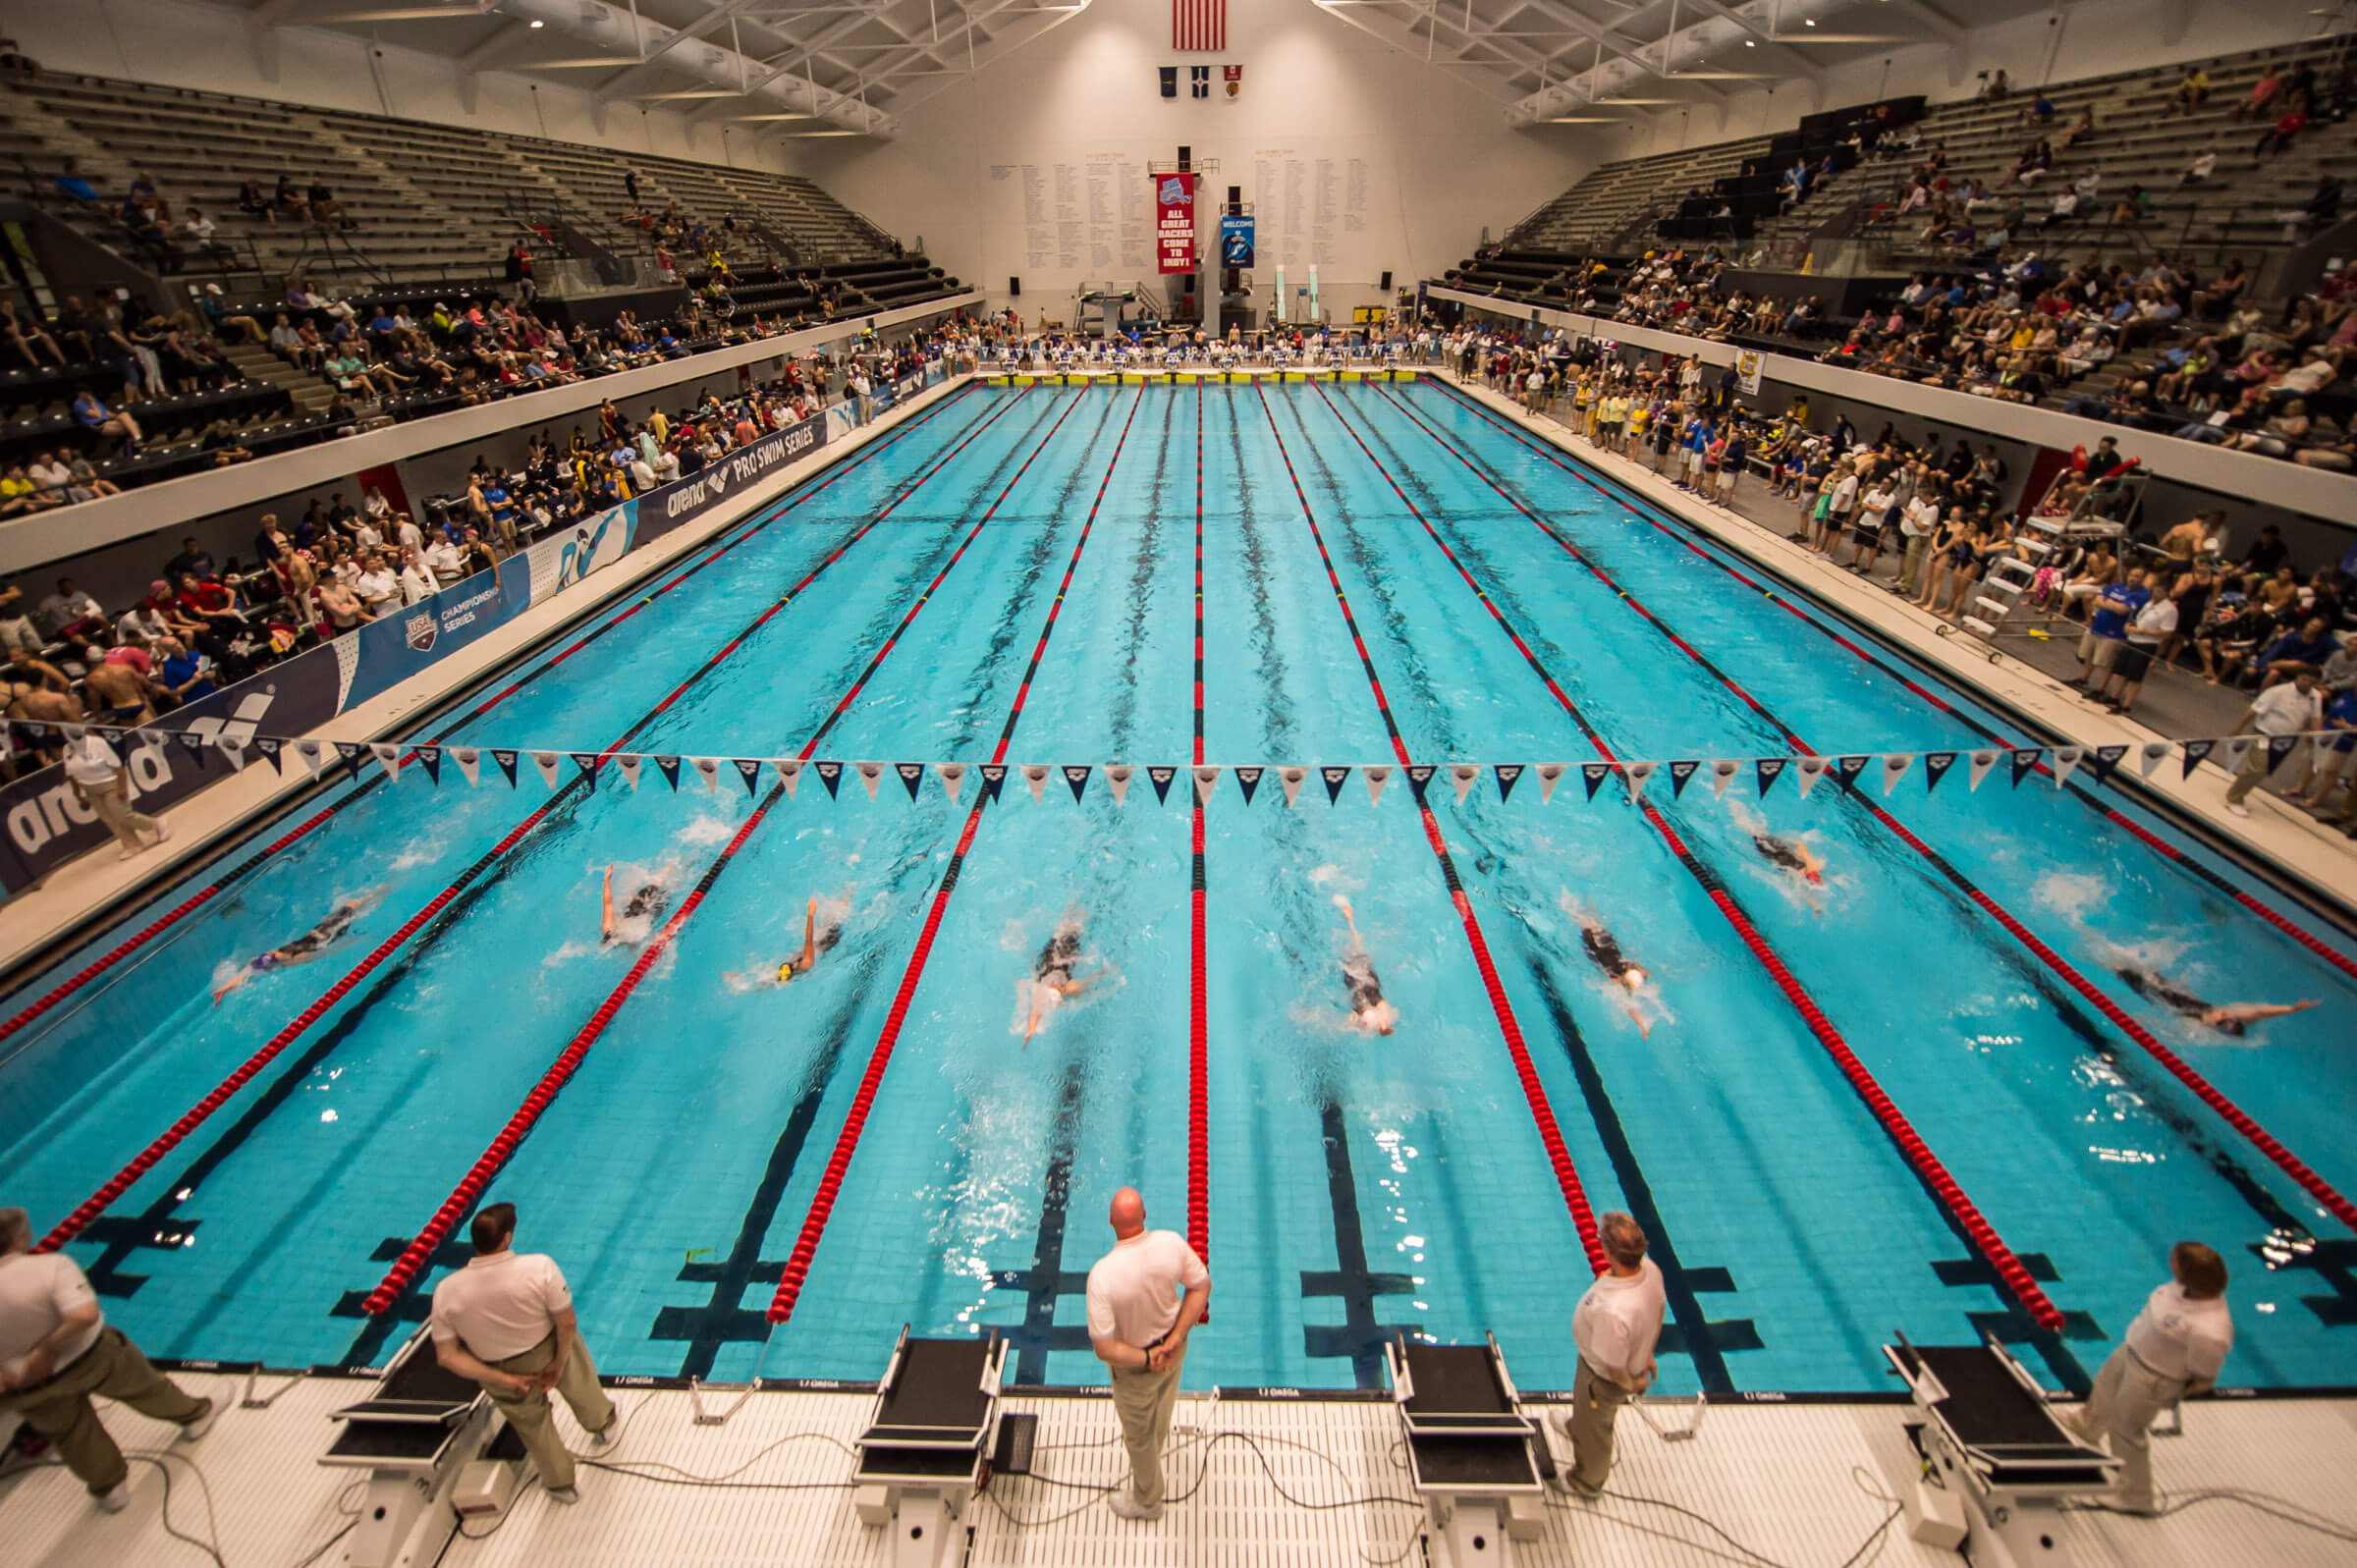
[1085,1187,1209,1522]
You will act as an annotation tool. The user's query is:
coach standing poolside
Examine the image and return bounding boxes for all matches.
[1086,1187,1209,1522]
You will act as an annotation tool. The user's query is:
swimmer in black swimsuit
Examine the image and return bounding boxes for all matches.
[727,896,846,990]
[1752,831,1826,886]
[601,864,674,946]
[1022,911,1098,1046]
[2113,962,2318,1037]
[1575,904,1656,1038]
[213,891,385,1003]
[1335,895,1398,1036]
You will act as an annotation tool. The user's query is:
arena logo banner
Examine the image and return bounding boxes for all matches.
[635,411,829,548]
[1220,213,1255,268]
[1156,171,1197,275]
[341,556,534,713]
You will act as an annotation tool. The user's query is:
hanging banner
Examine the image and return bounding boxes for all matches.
[1156,170,1198,275]
[1734,351,1763,397]
[1220,213,1255,267]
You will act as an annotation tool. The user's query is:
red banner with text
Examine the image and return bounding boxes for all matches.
[1155,170,1197,275]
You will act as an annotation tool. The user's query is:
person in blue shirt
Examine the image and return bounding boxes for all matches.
[72,390,142,455]
[2252,618,2337,689]
[158,638,215,704]
[53,157,99,203]
[2074,568,2152,689]
[2293,686,2357,819]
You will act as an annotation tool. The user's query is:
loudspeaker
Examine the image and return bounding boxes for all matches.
[1178,145,1192,171]
[1380,270,1393,292]
[1009,277,1020,297]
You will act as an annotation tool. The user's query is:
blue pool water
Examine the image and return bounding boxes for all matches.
[5,379,2354,1397]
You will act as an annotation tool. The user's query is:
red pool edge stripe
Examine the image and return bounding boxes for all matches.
[1307,378,2056,1324]
[0,385,985,1052]
[764,385,1147,1325]
[1375,379,2357,1237]
[1254,382,1609,1277]
[36,384,1020,1259]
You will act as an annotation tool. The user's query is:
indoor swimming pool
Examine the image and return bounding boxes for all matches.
[4,377,2353,1401]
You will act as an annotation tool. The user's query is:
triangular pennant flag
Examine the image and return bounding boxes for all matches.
[856,761,884,801]
[1582,762,1613,801]
[1405,764,1436,804]
[371,741,403,783]
[216,738,247,774]
[1537,763,1565,804]
[1709,758,1740,798]
[2266,734,2300,772]
[2090,744,2129,786]
[255,734,287,775]
[654,754,682,790]
[1923,752,1957,792]
[2218,736,2255,778]
[1625,760,1658,802]
[1022,763,1050,802]
[2051,745,2084,789]
[334,739,364,782]
[574,752,604,791]
[1148,765,1177,804]
[775,758,802,798]
[1321,765,1350,803]
[59,722,85,745]
[2180,737,2215,779]
[1880,753,1913,795]
[615,754,641,790]
[452,746,481,786]
[493,748,521,788]
[297,737,328,779]
[814,760,843,798]
[2138,740,2170,780]
[733,758,763,797]
[1967,749,2000,791]
[937,762,967,804]
[1833,754,1871,793]
[1279,766,1306,806]
[1668,760,1700,799]
[1795,756,1829,799]
[21,722,53,741]
[532,751,563,790]
[1063,764,1091,803]
[1756,756,1787,797]
[979,764,1007,802]
[1193,765,1221,804]
[2009,748,2043,789]
[1364,765,1391,805]
[1234,765,1263,805]
[1495,763,1523,803]
[898,763,926,801]
[1450,763,1479,805]
[692,756,722,793]
[415,746,442,786]
[1105,764,1131,806]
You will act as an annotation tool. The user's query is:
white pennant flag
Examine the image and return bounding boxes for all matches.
[1193,765,1221,804]
[1881,753,1914,795]
[217,738,247,774]
[1279,765,1306,807]
[1795,755,1829,798]
[296,738,328,778]
[1966,749,2000,791]
[1104,764,1132,806]
[452,746,481,786]
[1624,760,1658,802]
[692,756,722,793]
[615,755,642,790]
[2218,735,2256,777]
[2051,745,2083,789]
[935,762,965,804]
[1450,764,1479,805]
[372,741,404,783]
[2138,740,2171,781]
[1710,758,1741,798]
[1023,764,1051,802]
[1537,763,1565,805]
[856,760,884,801]
[532,751,563,789]
[1364,764,1391,805]
[774,758,803,798]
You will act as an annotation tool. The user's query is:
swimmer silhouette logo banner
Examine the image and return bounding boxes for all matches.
[1156,171,1197,275]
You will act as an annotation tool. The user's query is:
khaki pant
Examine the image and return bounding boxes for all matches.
[474,1328,615,1492]
[1109,1345,1186,1510]
[82,776,160,851]
[1566,1357,1631,1491]
[0,1327,206,1493]
[2065,1344,2185,1513]
[1898,535,1931,593]
[2225,737,2302,805]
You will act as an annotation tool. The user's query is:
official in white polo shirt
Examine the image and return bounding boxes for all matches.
[0,1205,216,1511]
[2066,1240,2232,1515]
[428,1203,617,1502]
[1085,1187,1209,1522]
[1552,1212,1665,1496]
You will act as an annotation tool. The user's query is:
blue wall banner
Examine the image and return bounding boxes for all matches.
[1220,214,1255,268]
[339,557,533,713]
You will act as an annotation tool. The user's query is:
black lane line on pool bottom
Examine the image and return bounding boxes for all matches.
[1302,1099,1422,1390]
[993,1059,1096,1384]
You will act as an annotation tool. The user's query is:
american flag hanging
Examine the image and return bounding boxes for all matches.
[1174,0,1225,52]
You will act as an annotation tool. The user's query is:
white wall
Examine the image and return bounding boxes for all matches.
[1610,0,2329,161]
[798,0,1591,319]
[4,0,797,174]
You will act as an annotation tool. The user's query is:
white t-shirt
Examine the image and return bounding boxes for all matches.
[63,734,126,788]
[2250,681,2322,737]
[2124,1281,2231,1382]
[1901,497,1941,539]
[2126,598,2178,646]
[0,1249,106,1381]
[397,519,425,554]
[1085,1230,1208,1352]
[1830,473,1860,513]
[429,1250,574,1362]
[1571,1258,1666,1389]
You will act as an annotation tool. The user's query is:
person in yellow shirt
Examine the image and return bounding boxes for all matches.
[1624,401,1651,462]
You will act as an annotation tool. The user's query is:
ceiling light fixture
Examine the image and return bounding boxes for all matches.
[527,16,544,25]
